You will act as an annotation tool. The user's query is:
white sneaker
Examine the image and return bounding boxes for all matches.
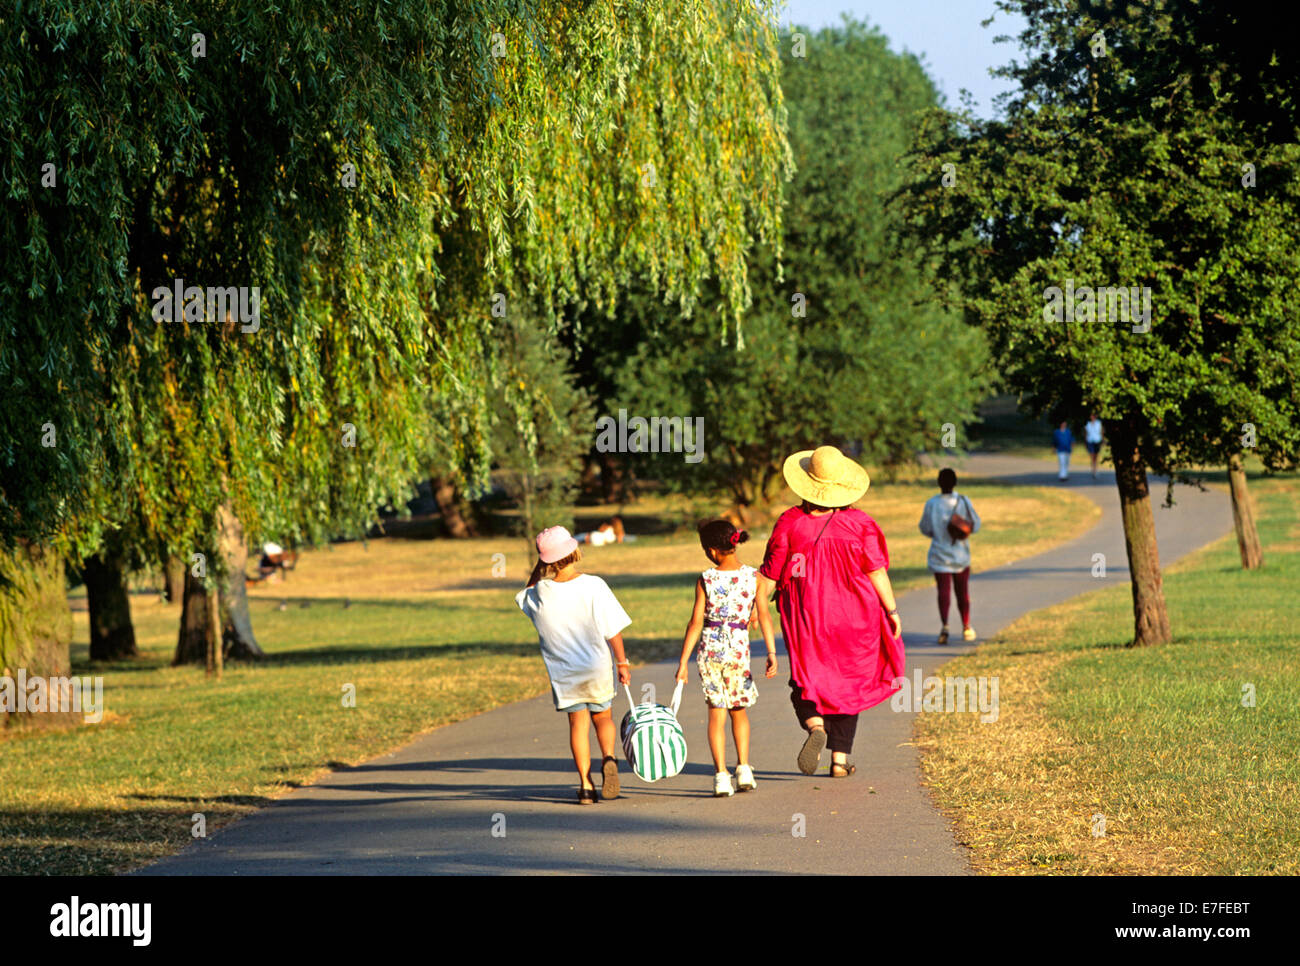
[735,764,756,791]
[713,771,734,797]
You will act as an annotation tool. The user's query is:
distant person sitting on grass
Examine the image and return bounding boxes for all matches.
[675,520,778,797]
[575,515,627,547]
[1053,420,1074,481]
[516,526,632,805]
[1084,413,1104,479]
[254,542,297,582]
[918,468,981,645]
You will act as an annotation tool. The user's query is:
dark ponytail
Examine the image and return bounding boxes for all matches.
[698,519,748,555]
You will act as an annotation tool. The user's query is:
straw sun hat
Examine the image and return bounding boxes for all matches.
[782,445,870,508]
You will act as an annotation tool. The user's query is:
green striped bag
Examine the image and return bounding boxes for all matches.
[620,681,687,783]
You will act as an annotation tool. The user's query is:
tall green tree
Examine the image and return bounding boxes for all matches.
[901,0,1300,645]
[611,19,988,505]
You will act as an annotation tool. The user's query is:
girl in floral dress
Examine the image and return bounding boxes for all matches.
[676,520,779,796]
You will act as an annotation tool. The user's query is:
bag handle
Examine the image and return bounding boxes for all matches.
[623,680,684,715]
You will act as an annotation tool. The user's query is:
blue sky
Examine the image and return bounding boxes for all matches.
[778,1,1028,117]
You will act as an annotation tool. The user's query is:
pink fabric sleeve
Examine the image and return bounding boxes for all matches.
[759,512,790,583]
[861,518,890,572]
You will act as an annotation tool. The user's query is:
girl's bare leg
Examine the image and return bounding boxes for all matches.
[729,708,750,766]
[568,710,593,788]
[591,708,617,760]
[707,707,728,771]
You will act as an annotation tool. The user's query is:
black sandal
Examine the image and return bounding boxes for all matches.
[829,760,856,777]
[577,775,599,804]
[797,727,827,775]
[600,756,620,800]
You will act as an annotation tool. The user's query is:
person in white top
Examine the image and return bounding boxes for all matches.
[576,515,625,547]
[256,542,296,581]
[1084,413,1104,479]
[918,468,982,644]
[516,526,632,804]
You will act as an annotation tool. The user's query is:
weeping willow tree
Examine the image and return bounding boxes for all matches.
[0,0,790,672]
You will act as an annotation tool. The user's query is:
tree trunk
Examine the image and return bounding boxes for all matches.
[216,502,263,660]
[84,548,138,661]
[578,455,601,498]
[173,503,263,665]
[521,471,536,541]
[1109,420,1172,647]
[0,541,74,727]
[431,474,475,538]
[1227,453,1263,570]
[598,452,636,503]
[162,556,184,603]
[206,586,222,680]
[174,566,212,665]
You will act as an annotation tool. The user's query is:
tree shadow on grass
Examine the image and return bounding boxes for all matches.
[998,637,1132,657]
[70,654,174,674]
[246,595,489,611]
[125,793,276,807]
[259,639,539,667]
[602,570,711,591]
[0,806,249,876]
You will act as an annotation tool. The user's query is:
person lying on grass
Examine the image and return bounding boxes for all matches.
[676,520,778,797]
[517,526,632,805]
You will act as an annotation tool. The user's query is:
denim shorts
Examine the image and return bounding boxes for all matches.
[1086,441,1101,455]
[557,698,613,714]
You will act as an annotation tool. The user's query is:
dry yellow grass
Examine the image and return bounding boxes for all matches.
[913,631,1213,875]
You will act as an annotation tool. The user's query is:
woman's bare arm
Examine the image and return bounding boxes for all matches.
[868,567,901,638]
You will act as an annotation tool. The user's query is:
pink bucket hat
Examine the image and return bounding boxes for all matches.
[535,526,579,564]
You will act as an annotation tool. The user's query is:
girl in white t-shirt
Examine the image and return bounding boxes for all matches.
[516,526,632,805]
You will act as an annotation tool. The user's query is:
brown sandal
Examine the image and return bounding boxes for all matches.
[829,760,856,778]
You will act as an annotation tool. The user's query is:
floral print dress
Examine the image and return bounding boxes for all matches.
[696,565,758,709]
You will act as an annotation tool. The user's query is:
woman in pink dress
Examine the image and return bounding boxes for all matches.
[757,445,906,777]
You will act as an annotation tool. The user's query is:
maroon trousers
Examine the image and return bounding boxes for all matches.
[935,567,971,625]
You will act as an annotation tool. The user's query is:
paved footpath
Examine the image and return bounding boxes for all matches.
[138,454,1230,876]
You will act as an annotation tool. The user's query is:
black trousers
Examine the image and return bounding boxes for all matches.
[789,679,859,754]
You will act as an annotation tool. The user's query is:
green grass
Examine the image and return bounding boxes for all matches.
[916,473,1300,875]
[0,479,1095,875]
